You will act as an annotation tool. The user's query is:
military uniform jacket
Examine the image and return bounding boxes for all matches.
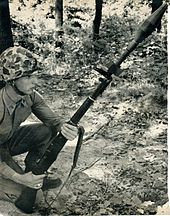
[0,84,62,146]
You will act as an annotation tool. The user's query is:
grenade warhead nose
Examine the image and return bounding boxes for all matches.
[134,3,168,43]
[115,3,168,67]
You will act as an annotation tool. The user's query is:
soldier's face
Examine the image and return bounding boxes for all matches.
[15,75,38,95]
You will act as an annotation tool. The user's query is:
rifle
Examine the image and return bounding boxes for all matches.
[15,3,167,213]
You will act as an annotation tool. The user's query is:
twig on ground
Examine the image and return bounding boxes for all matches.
[83,116,114,143]
[68,156,103,185]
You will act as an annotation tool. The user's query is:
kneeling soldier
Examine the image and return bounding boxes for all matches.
[0,46,78,209]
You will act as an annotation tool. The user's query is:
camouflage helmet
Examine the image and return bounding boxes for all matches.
[0,46,39,82]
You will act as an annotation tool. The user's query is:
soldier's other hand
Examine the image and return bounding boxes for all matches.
[61,123,78,141]
[13,171,45,189]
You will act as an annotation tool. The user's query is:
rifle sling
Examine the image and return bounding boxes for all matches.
[48,126,85,208]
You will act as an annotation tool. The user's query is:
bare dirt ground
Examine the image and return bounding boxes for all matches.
[0,0,169,215]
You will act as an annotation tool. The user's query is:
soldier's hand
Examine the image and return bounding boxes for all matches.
[61,123,78,141]
[13,171,45,189]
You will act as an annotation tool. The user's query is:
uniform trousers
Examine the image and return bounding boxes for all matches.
[0,122,55,203]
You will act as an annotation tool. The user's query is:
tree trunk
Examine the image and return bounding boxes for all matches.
[55,0,64,49]
[93,0,103,40]
[151,0,163,32]
[0,0,13,54]
[55,0,63,29]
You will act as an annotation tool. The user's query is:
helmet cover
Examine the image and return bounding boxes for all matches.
[0,46,38,81]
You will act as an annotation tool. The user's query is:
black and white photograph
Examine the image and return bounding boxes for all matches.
[0,0,169,215]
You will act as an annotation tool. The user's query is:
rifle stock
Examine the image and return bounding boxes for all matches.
[15,3,167,213]
[15,133,67,213]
